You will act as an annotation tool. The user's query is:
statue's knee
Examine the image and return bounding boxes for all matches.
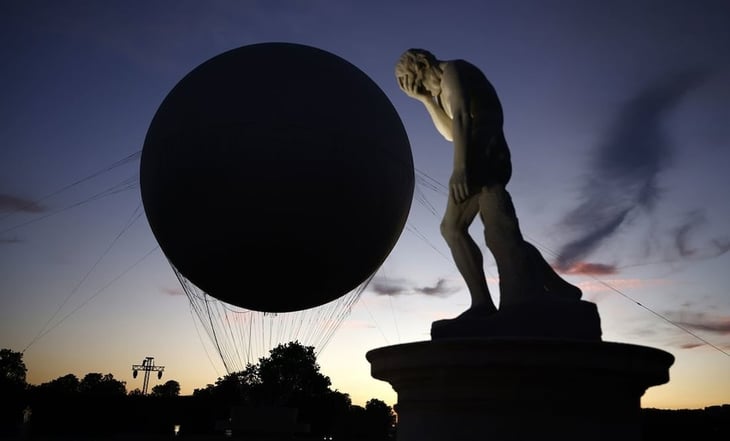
[439,222,453,243]
[440,222,463,245]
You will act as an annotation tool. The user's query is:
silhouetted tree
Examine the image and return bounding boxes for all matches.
[128,387,145,396]
[191,342,354,436]
[345,404,367,438]
[193,367,255,403]
[0,348,27,385]
[151,379,181,397]
[24,372,125,437]
[249,342,348,435]
[365,398,396,439]
[254,341,332,406]
[78,372,126,396]
[642,406,730,440]
[35,373,80,395]
[0,348,28,436]
[313,389,352,437]
[27,374,80,437]
[186,343,398,438]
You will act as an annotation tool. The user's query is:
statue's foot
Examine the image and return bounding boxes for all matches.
[456,303,498,320]
[432,298,603,340]
[545,282,582,301]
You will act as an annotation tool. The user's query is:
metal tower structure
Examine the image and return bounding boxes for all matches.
[132,356,165,395]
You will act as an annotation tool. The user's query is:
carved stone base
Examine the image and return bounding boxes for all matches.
[431,299,602,341]
[367,339,674,441]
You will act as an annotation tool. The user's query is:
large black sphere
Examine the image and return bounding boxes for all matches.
[140,42,413,312]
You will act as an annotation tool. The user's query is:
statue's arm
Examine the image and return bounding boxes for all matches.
[397,74,453,141]
[441,63,473,202]
[421,97,453,142]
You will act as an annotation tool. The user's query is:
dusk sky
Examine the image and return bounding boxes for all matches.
[1,1,729,410]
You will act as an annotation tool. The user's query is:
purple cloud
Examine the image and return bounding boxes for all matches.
[370,277,459,298]
[556,70,707,269]
[670,211,730,261]
[0,193,44,213]
[675,313,730,335]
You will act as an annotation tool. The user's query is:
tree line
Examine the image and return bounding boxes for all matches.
[8,343,726,440]
[1,343,395,440]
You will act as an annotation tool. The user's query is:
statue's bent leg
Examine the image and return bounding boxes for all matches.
[479,186,541,308]
[441,194,497,314]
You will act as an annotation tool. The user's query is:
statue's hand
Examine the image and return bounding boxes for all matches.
[449,168,470,203]
[397,74,430,102]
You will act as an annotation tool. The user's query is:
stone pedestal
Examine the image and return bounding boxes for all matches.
[432,300,602,340]
[367,339,674,441]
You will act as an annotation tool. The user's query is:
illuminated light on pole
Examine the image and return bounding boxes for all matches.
[131,356,165,395]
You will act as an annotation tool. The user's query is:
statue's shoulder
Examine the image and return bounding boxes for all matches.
[443,59,489,83]
[441,60,471,86]
[443,59,492,89]
[448,59,482,72]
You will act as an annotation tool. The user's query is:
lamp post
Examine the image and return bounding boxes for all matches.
[132,356,165,395]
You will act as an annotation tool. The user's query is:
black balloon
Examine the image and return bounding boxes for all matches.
[140,42,413,312]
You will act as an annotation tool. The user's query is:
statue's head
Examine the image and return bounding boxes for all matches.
[395,49,439,91]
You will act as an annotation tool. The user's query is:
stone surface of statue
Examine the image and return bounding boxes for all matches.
[366,48,675,441]
[395,49,596,338]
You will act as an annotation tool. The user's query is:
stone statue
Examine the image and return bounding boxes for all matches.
[395,48,581,319]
